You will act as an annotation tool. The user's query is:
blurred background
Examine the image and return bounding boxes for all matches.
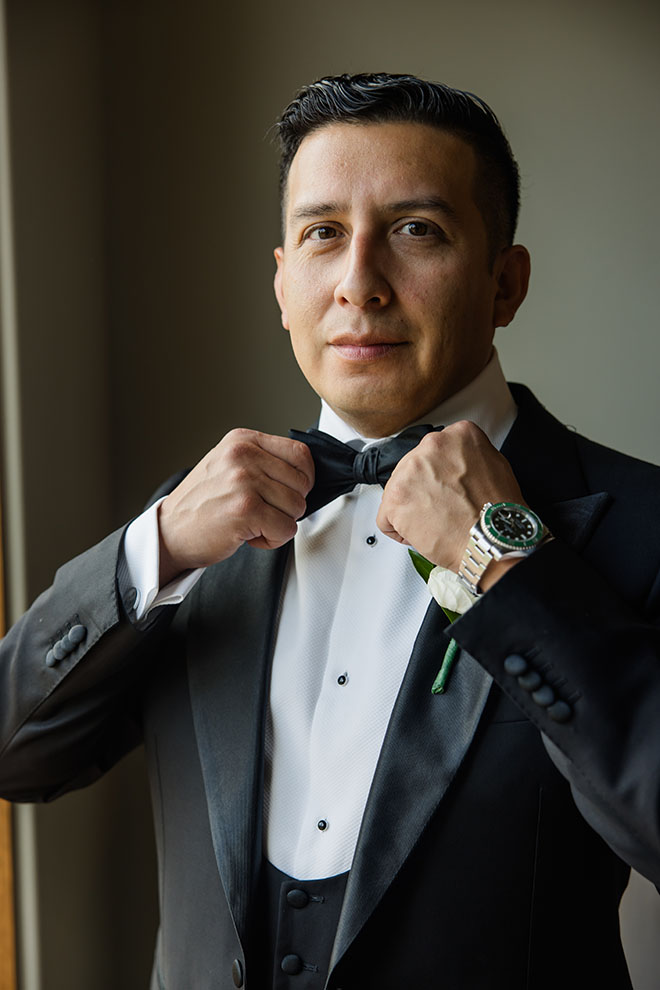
[1,0,659,987]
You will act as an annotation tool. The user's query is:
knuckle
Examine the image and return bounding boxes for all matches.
[417,432,444,454]
[231,463,254,487]
[223,427,251,446]
[446,419,475,437]
[291,441,315,476]
[236,490,261,518]
[226,438,257,467]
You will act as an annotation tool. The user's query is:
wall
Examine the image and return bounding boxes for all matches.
[2,0,659,987]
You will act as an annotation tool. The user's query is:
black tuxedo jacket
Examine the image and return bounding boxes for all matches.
[1,385,660,989]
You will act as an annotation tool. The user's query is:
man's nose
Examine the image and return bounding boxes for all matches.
[334,236,392,309]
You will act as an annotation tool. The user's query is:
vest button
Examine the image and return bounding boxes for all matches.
[287,888,309,909]
[231,958,244,987]
[281,953,304,975]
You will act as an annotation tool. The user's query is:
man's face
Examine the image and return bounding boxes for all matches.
[274,121,527,437]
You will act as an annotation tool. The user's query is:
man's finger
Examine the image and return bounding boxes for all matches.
[244,500,300,549]
[250,432,315,492]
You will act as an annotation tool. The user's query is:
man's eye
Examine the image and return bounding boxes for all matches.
[307,226,338,241]
[400,221,430,236]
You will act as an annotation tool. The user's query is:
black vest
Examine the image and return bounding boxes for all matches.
[253,860,349,988]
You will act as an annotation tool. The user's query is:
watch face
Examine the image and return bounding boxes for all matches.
[482,502,543,550]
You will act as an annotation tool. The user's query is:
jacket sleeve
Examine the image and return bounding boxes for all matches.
[0,527,173,802]
[451,536,660,885]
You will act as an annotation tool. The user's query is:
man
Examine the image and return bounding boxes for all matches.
[1,73,660,989]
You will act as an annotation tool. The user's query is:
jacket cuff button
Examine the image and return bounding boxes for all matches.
[547,700,572,723]
[531,685,555,707]
[517,670,542,691]
[52,641,68,661]
[67,624,87,646]
[503,654,528,676]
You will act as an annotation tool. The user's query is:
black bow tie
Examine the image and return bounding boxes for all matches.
[289,424,443,518]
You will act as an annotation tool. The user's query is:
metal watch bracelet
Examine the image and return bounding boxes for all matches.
[457,527,505,595]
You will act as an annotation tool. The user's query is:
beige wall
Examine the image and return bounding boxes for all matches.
[2,0,659,987]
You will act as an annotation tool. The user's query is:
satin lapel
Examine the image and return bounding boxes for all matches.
[503,384,612,549]
[542,492,611,551]
[330,599,492,973]
[186,542,289,944]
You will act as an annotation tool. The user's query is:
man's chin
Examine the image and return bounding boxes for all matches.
[322,394,421,438]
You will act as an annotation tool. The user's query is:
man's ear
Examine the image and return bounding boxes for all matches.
[492,245,531,328]
[273,247,290,331]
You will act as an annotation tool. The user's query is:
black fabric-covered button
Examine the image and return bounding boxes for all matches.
[287,888,309,909]
[317,819,328,831]
[531,685,555,707]
[548,700,572,723]
[68,624,87,646]
[518,670,542,692]
[281,954,304,975]
[503,654,528,676]
[366,535,377,546]
[231,958,244,987]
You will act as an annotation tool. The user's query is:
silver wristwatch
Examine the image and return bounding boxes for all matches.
[457,501,551,595]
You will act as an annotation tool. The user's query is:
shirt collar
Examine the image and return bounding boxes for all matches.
[317,348,517,452]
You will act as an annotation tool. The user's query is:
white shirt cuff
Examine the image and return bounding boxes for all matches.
[123,497,205,621]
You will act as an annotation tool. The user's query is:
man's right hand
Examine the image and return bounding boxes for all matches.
[157,429,315,586]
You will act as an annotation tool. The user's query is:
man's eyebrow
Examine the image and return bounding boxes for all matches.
[289,202,344,223]
[288,197,460,224]
[387,198,460,223]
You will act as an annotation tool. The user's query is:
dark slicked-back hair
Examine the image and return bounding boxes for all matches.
[277,73,520,261]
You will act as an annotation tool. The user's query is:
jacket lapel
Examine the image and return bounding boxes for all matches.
[185,542,290,945]
[503,384,612,547]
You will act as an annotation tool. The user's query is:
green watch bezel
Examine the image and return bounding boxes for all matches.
[481,501,544,551]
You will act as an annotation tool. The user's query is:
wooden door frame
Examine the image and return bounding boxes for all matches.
[0,498,17,990]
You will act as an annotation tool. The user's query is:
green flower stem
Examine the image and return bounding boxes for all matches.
[408,549,461,694]
[431,638,459,694]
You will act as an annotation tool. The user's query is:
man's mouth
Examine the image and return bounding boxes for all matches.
[329,337,405,361]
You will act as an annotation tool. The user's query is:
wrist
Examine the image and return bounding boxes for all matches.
[477,555,524,593]
[157,499,189,587]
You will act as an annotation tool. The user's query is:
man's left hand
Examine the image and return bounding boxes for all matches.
[376,420,526,586]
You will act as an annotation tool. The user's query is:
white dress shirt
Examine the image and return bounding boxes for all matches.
[123,349,517,880]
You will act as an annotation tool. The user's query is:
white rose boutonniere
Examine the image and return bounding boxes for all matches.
[427,566,479,616]
[409,550,479,694]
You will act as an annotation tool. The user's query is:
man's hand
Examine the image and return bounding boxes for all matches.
[377,421,526,590]
[157,430,314,586]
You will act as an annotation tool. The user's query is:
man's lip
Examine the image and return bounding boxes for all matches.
[329,337,406,361]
